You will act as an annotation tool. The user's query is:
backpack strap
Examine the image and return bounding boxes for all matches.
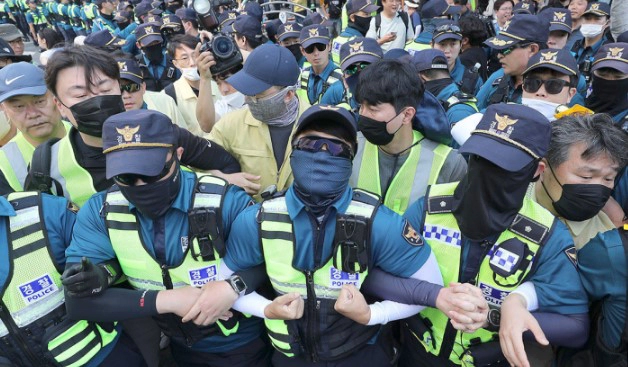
[163,82,177,105]
[24,138,63,196]
[488,76,510,105]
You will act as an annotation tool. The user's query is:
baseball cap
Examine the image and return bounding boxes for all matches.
[227,44,300,96]
[459,103,550,171]
[0,62,46,103]
[134,1,153,17]
[117,58,144,84]
[278,22,302,42]
[302,12,327,27]
[384,48,410,61]
[420,0,460,19]
[144,14,163,26]
[103,110,178,179]
[523,48,578,76]
[432,22,462,43]
[218,10,239,28]
[618,31,628,43]
[161,14,183,29]
[294,105,358,146]
[300,25,329,48]
[0,24,22,42]
[264,19,283,41]
[484,14,548,50]
[513,2,533,15]
[114,10,133,23]
[591,42,628,74]
[84,30,126,48]
[406,0,419,8]
[583,2,610,17]
[175,7,196,21]
[0,38,31,62]
[339,37,383,71]
[346,0,379,16]
[232,15,263,40]
[241,1,263,22]
[412,49,449,72]
[541,8,572,34]
[135,23,163,46]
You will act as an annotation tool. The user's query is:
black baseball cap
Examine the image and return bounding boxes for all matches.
[591,43,628,74]
[583,2,610,17]
[117,58,144,84]
[412,49,449,72]
[294,105,358,148]
[84,29,126,48]
[135,23,163,46]
[300,25,329,48]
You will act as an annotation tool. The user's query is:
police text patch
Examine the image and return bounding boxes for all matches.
[188,265,217,287]
[18,274,59,305]
[329,267,360,288]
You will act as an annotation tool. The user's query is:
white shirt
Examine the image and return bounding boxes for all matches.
[366,12,414,52]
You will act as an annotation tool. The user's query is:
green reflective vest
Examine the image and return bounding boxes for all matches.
[299,64,343,105]
[26,7,47,25]
[83,3,96,19]
[259,190,382,361]
[331,34,352,65]
[0,133,35,192]
[350,130,452,214]
[404,41,432,56]
[49,136,97,208]
[408,182,556,365]
[1,191,117,367]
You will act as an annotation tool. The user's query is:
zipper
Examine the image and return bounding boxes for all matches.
[0,302,42,366]
[304,270,318,362]
[161,265,173,289]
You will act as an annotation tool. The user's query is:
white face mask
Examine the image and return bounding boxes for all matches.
[221,91,245,108]
[181,67,200,81]
[521,97,562,121]
[580,23,604,38]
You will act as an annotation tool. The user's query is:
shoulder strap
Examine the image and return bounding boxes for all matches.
[400,11,408,30]
[187,175,228,260]
[375,12,381,33]
[444,91,478,111]
[24,138,63,196]
[488,76,510,105]
[163,82,177,104]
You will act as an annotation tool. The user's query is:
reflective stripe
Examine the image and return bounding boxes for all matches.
[50,137,97,208]
[0,135,34,191]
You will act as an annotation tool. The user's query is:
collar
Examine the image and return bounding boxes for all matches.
[127,169,195,214]
[341,27,363,37]
[0,196,16,217]
[285,185,352,221]
[312,60,339,78]
[140,101,148,109]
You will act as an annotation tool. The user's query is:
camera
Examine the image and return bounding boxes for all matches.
[199,34,243,76]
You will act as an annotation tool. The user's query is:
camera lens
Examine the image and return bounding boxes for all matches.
[212,35,234,58]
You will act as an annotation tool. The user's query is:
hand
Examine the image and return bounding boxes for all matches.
[181,281,239,326]
[436,282,488,333]
[264,293,304,320]
[156,286,202,318]
[195,43,217,80]
[62,257,110,298]
[198,30,214,43]
[382,32,397,43]
[499,294,548,367]
[334,284,371,325]
[221,172,261,195]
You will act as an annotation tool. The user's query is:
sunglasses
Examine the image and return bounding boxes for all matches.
[292,136,354,159]
[344,63,369,77]
[120,83,142,93]
[304,43,327,54]
[114,153,176,186]
[523,78,570,94]
[435,24,461,33]
[499,42,532,56]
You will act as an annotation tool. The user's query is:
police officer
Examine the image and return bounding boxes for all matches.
[570,2,612,83]
[405,0,461,55]
[413,49,479,128]
[401,103,590,367]
[0,189,147,366]
[27,45,241,207]
[208,44,310,200]
[539,7,573,50]
[24,0,47,44]
[218,104,445,366]
[135,22,180,92]
[278,22,305,67]
[584,42,628,124]
[0,62,67,194]
[331,0,379,64]
[83,29,126,51]
[298,24,342,105]
[350,58,467,214]
[476,14,548,110]
[92,0,137,54]
[63,109,271,367]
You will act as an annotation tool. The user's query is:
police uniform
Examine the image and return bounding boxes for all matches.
[135,23,180,92]
[585,42,628,124]
[91,10,137,54]
[400,104,589,366]
[0,192,122,366]
[331,0,379,64]
[24,4,48,35]
[65,110,269,366]
[569,2,612,83]
[298,25,343,105]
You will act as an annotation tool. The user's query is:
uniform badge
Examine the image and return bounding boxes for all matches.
[564,246,577,267]
[553,12,566,22]
[402,220,423,246]
[116,125,140,142]
[67,201,79,213]
[489,238,526,277]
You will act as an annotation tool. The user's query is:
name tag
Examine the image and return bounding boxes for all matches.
[188,265,217,287]
[479,282,510,307]
[329,267,360,288]
[18,274,59,305]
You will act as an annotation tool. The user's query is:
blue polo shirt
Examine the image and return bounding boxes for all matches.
[403,193,589,315]
[436,83,478,128]
[572,33,611,69]
[577,228,627,349]
[306,60,341,105]
[225,186,431,277]
[0,194,118,366]
[339,26,362,38]
[450,58,484,95]
[320,80,358,115]
[66,170,261,353]
[476,69,523,110]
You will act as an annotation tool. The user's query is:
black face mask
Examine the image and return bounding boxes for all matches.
[352,15,371,35]
[541,164,613,222]
[166,4,180,13]
[424,78,454,97]
[119,162,181,219]
[286,44,302,62]
[68,95,126,137]
[143,43,164,64]
[357,110,403,146]
[116,20,130,29]
[452,155,538,241]
[585,76,628,117]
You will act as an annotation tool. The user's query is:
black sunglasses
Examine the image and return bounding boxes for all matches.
[120,83,142,93]
[523,78,570,94]
[344,62,369,76]
[304,43,327,54]
[114,153,176,186]
[500,42,532,56]
[293,136,354,159]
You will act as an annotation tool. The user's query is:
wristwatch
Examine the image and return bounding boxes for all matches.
[486,307,501,331]
[227,275,247,295]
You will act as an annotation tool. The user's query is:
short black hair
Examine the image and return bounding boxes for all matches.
[45,45,120,96]
[37,28,64,49]
[212,63,243,81]
[459,15,488,47]
[355,59,424,112]
[167,34,200,58]
[234,32,263,49]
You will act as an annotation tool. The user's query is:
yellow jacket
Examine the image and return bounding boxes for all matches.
[144,91,187,130]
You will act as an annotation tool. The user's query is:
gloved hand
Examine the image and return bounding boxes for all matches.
[62,257,118,298]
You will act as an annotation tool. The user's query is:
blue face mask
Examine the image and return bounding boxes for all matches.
[290,149,352,215]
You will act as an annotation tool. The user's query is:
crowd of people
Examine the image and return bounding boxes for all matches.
[0,0,625,366]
